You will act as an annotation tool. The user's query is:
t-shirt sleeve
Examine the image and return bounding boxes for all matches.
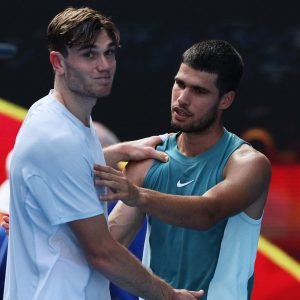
[23,139,104,225]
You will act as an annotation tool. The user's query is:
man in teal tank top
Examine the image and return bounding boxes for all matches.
[96,40,272,299]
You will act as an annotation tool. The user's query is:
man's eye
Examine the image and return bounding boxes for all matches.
[193,88,202,94]
[105,48,117,57]
[175,80,185,89]
[83,51,95,58]
[193,87,209,95]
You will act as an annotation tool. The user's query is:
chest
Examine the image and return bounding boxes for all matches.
[145,156,224,196]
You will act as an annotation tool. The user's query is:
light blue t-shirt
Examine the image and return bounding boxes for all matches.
[4,93,110,299]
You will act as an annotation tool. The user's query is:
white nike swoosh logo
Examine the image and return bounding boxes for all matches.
[176,179,194,187]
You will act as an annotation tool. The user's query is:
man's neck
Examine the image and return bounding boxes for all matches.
[52,86,96,127]
[177,126,224,157]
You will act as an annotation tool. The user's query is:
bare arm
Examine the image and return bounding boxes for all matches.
[96,145,272,230]
[108,159,152,246]
[1,137,168,237]
[103,135,168,168]
[69,215,204,299]
[108,201,145,247]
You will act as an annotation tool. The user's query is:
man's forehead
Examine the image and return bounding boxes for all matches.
[175,63,219,89]
[72,30,115,50]
[177,64,217,79]
[77,41,116,51]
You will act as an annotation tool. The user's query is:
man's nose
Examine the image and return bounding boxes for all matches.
[177,89,190,106]
[96,55,111,71]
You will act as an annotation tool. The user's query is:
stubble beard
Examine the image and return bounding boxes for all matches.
[170,105,219,133]
[68,80,113,100]
[65,62,114,99]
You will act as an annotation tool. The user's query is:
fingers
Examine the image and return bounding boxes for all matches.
[145,135,169,162]
[94,164,124,181]
[151,149,169,162]
[94,164,121,175]
[96,178,122,192]
[175,289,205,299]
[2,215,9,223]
[148,135,164,146]
[93,163,139,207]
[93,164,127,199]
[140,146,168,162]
[1,215,10,235]
[190,290,205,298]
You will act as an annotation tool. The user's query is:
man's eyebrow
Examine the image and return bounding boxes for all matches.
[78,42,116,51]
[77,44,94,51]
[191,85,211,94]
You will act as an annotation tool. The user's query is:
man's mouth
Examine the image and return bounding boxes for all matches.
[172,107,192,120]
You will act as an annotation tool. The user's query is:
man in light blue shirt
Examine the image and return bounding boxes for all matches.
[4,6,203,300]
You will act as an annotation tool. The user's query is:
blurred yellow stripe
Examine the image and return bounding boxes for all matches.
[258,235,300,281]
[0,98,27,121]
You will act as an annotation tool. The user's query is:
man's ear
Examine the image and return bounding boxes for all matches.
[49,51,65,74]
[219,91,235,110]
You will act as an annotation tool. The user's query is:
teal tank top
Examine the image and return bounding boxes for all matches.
[143,129,256,299]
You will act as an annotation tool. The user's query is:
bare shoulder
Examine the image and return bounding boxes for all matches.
[125,159,155,186]
[225,144,272,218]
[230,144,272,175]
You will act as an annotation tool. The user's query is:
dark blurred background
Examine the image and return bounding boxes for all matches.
[0,0,299,154]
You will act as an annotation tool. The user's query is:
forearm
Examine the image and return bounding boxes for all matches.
[103,143,127,168]
[137,187,215,230]
[102,136,169,168]
[109,202,145,247]
[93,239,175,299]
[70,216,175,299]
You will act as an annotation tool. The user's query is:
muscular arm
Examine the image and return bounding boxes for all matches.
[108,159,152,246]
[97,145,272,230]
[70,214,204,299]
[108,201,145,247]
[103,135,168,167]
[69,214,178,299]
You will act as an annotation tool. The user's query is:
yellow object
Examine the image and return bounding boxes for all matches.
[0,98,27,121]
[258,235,300,281]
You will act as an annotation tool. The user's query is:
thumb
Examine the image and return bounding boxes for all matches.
[191,290,205,298]
[151,148,169,162]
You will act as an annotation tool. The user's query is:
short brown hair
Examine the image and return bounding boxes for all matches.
[47,7,120,56]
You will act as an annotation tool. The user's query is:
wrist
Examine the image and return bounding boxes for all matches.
[136,187,149,209]
[148,276,175,300]
[104,143,128,167]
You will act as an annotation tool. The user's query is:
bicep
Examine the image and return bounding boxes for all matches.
[125,159,154,186]
[203,150,271,221]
